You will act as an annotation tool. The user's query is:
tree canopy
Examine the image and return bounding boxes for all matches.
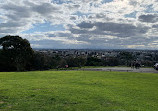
[0,35,33,71]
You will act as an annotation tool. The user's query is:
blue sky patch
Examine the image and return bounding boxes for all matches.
[51,0,72,4]
[145,5,154,13]
[101,0,113,4]
[22,22,65,34]
[73,11,91,17]
[125,11,137,18]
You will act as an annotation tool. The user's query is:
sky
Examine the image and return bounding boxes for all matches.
[0,0,158,49]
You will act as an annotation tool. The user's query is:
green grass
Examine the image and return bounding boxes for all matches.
[0,71,158,111]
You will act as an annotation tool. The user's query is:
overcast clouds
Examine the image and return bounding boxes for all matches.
[0,0,158,49]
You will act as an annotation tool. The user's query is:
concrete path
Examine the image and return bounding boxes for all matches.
[81,67,158,73]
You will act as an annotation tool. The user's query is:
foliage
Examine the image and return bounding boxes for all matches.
[66,56,87,67]
[118,51,134,66]
[86,57,102,66]
[0,50,16,71]
[0,35,33,71]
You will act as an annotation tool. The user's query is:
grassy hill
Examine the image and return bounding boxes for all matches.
[0,71,158,111]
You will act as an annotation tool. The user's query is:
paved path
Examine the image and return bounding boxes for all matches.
[81,67,158,73]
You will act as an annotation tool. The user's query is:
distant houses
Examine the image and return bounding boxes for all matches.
[34,49,158,67]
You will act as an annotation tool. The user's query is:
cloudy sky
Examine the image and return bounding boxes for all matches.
[0,0,158,49]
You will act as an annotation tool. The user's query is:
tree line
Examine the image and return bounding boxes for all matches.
[0,35,120,71]
[0,35,156,71]
[0,35,88,71]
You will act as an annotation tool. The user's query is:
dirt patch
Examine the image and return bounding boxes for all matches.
[0,101,5,104]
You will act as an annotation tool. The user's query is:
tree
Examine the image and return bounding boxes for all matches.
[66,56,87,67]
[86,57,102,66]
[0,50,16,71]
[0,35,34,71]
[32,52,56,70]
[119,51,133,66]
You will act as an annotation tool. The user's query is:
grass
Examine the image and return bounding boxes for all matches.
[0,71,158,111]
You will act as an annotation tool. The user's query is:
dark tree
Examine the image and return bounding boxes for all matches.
[119,52,133,66]
[0,35,34,71]
[66,56,87,67]
[86,57,102,66]
[32,52,57,70]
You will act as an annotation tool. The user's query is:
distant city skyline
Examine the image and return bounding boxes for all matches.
[0,0,158,49]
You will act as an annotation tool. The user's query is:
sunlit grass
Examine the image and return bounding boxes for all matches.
[0,71,158,111]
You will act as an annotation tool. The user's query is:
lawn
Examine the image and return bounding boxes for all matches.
[0,71,158,111]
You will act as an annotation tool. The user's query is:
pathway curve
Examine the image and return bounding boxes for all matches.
[81,67,158,73]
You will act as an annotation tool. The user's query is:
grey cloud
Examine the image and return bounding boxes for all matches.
[139,14,158,23]
[95,22,148,36]
[0,1,63,34]
[47,32,73,38]
[56,32,72,37]
[0,20,27,34]
[88,13,112,21]
[72,22,149,37]
[38,36,156,49]
[77,22,94,28]
[47,34,56,37]
[119,37,155,45]
[0,28,18,33]
[6,12,32,21]
[1,3,28,12]
[68,21,151,48]
[30,39,88,49]
[75,33,157,48]
[70,16,77,20]
[76,35,108,45]
[2,1,62,18]
[70,28,91,34]
[30,40,67,49]
[31,3,62,15]
[1,3,32,21]
[152,24,158,28]
[96,13,106,18]
[129,1,139,6]
[0,21,26,27]
[68,4,80,9]
[88,14,95,19]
